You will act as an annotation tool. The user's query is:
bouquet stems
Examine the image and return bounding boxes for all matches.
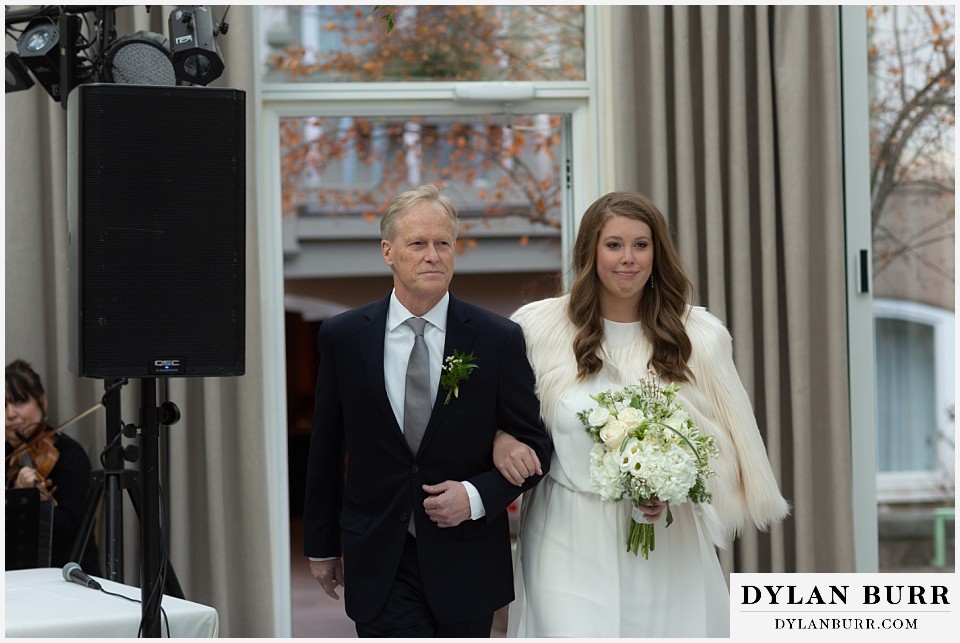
[628,518,656,559]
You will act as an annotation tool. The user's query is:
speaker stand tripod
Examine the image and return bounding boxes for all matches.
[70,378,183,637]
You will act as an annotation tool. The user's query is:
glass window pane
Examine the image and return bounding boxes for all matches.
[869,5,955,302]
[280,113,564,235]
[874,318,937,472]
[262,5,585,82]
[868,6,954,482]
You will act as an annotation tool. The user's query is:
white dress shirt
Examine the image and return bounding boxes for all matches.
[385,290,485,521]
[384,291,448,428]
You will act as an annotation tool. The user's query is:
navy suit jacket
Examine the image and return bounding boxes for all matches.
[302,293,552,624]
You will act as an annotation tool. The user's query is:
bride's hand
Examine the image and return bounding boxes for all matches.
[635,498,667,523]
[493,431,542,486]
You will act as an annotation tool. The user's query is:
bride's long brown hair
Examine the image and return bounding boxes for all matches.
[568,192,695,383]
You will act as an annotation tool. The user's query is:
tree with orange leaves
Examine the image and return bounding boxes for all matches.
[868,5,954,283]
[267,6,583,246]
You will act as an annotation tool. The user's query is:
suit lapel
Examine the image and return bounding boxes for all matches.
[358,296,404,440]
[418,295,477,454]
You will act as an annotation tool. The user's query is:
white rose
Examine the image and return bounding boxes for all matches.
[599,420,630,451]
[663,409,689,433]
[588,406,612,428]
[616,406,642,429]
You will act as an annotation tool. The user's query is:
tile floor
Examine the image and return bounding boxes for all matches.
[290,519,356,638]
[289,516,955,636]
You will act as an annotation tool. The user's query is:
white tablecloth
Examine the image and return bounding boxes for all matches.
[4,567,219,638]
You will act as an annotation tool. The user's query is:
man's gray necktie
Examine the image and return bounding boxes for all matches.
[403,317,431,455]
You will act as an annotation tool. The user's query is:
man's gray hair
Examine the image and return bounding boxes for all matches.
[380,185,459,241]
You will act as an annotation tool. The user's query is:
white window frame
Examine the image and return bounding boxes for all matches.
[258,6,604,271]
[839,5,880,572]
[873,298,956,503]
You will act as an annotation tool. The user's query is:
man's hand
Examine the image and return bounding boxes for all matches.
[309,558,344,600]
[493,431,543,486]
[422,481,471,528]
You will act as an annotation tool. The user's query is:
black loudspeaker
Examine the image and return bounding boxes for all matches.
[67,84,245,378]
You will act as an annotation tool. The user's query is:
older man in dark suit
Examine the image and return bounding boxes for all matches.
[303,185,552,637]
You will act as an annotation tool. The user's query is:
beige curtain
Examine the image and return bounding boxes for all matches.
[608,5,855,573]
[4,6,284,635]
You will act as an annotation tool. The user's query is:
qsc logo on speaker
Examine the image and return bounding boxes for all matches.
[150,359,184,375]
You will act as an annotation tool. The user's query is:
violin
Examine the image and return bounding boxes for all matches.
[6,402,103,491]
[6,424,60,488]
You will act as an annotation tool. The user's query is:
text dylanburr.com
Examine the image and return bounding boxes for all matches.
[730,573,957,639]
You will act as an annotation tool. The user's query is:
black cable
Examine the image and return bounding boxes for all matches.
[98,586,169,638]
[138,452,172,636]
[92,381,175,637]
[96,411,169,637]
[77,11,94,49]
[99,429,124,468]
[6,25,26,39]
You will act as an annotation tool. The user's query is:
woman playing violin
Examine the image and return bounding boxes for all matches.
[6,359,100,575]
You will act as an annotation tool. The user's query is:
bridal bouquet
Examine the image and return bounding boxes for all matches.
[577,376,718,558]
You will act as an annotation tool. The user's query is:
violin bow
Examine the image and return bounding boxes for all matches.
[7,401,105,466]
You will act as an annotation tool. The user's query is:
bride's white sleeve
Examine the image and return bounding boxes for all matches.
[684,308,790,548]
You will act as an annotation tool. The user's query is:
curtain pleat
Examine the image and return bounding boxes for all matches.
[610,5,856,574]
[5,6,282,635]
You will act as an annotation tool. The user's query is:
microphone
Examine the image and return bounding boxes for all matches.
[62,562,102,590]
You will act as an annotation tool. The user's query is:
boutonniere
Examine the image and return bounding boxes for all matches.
[441,351,478,404]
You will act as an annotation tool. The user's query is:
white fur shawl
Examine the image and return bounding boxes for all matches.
[512,295,790,548]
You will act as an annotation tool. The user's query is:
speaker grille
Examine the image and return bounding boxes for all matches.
[70,84,245,377]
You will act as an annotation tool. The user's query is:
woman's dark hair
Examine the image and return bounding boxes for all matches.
[6,359,46,406]
[568,192,696,382]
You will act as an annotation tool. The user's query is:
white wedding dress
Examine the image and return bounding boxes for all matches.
[507,319,730,638]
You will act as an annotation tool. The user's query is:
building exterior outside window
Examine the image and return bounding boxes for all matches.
[260,5,590,282]
[867,5,955,506]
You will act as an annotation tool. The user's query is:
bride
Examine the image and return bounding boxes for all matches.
[494,192,789,637]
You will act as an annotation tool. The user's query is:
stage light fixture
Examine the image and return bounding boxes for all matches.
[103,31,177,86]
[5,52,35,93]
[16,19,62,100]
[168,6,225,86]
